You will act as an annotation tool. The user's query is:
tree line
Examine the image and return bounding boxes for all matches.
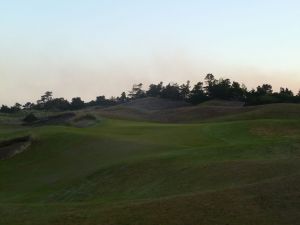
[1,74,300,113]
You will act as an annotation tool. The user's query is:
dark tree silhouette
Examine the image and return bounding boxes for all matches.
[41,91,53,103]
[0,105,13,113]
[71,97,85,110]
[257,84,273,95]
[161,83,181,100]
[119,92,127,102]
[179,81,191,100]
[146,82,163,97]
[44,98,70,111]
[128,83,146,99]
[189,82,208,104]
[23,102,34,110]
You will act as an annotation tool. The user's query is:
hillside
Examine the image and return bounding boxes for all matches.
[0,103,300,225]
[96,97,300,122]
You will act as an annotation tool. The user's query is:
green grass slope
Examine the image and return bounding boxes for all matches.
[97,98,300,122]
[0,107,300,225]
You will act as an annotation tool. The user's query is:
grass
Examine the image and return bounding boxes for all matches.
[0,107,300,225]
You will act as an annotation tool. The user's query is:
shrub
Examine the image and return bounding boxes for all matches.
[23,113,38,123]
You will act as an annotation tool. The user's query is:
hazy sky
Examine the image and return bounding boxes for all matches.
[1,0,300,105]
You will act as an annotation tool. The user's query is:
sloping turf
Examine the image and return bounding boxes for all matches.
[97,98,300,122]
[0,108,300,225]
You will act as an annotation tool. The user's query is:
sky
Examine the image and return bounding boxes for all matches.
[1,0,300,105]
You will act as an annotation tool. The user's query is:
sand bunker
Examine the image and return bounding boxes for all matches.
[0,136,32,160]
[24,113,76,126]
[72,114,97,127]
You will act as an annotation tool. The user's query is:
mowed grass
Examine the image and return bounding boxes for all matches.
[0,114,300,225]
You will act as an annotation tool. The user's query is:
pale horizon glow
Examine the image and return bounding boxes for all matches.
[1,1,300,105]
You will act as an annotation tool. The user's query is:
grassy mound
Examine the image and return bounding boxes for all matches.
[120,97,189,110]
[98,99,300,123]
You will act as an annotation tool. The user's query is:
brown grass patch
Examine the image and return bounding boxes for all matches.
[251,126,300,137]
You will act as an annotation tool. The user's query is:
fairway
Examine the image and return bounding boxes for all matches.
[1,113,300,225]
